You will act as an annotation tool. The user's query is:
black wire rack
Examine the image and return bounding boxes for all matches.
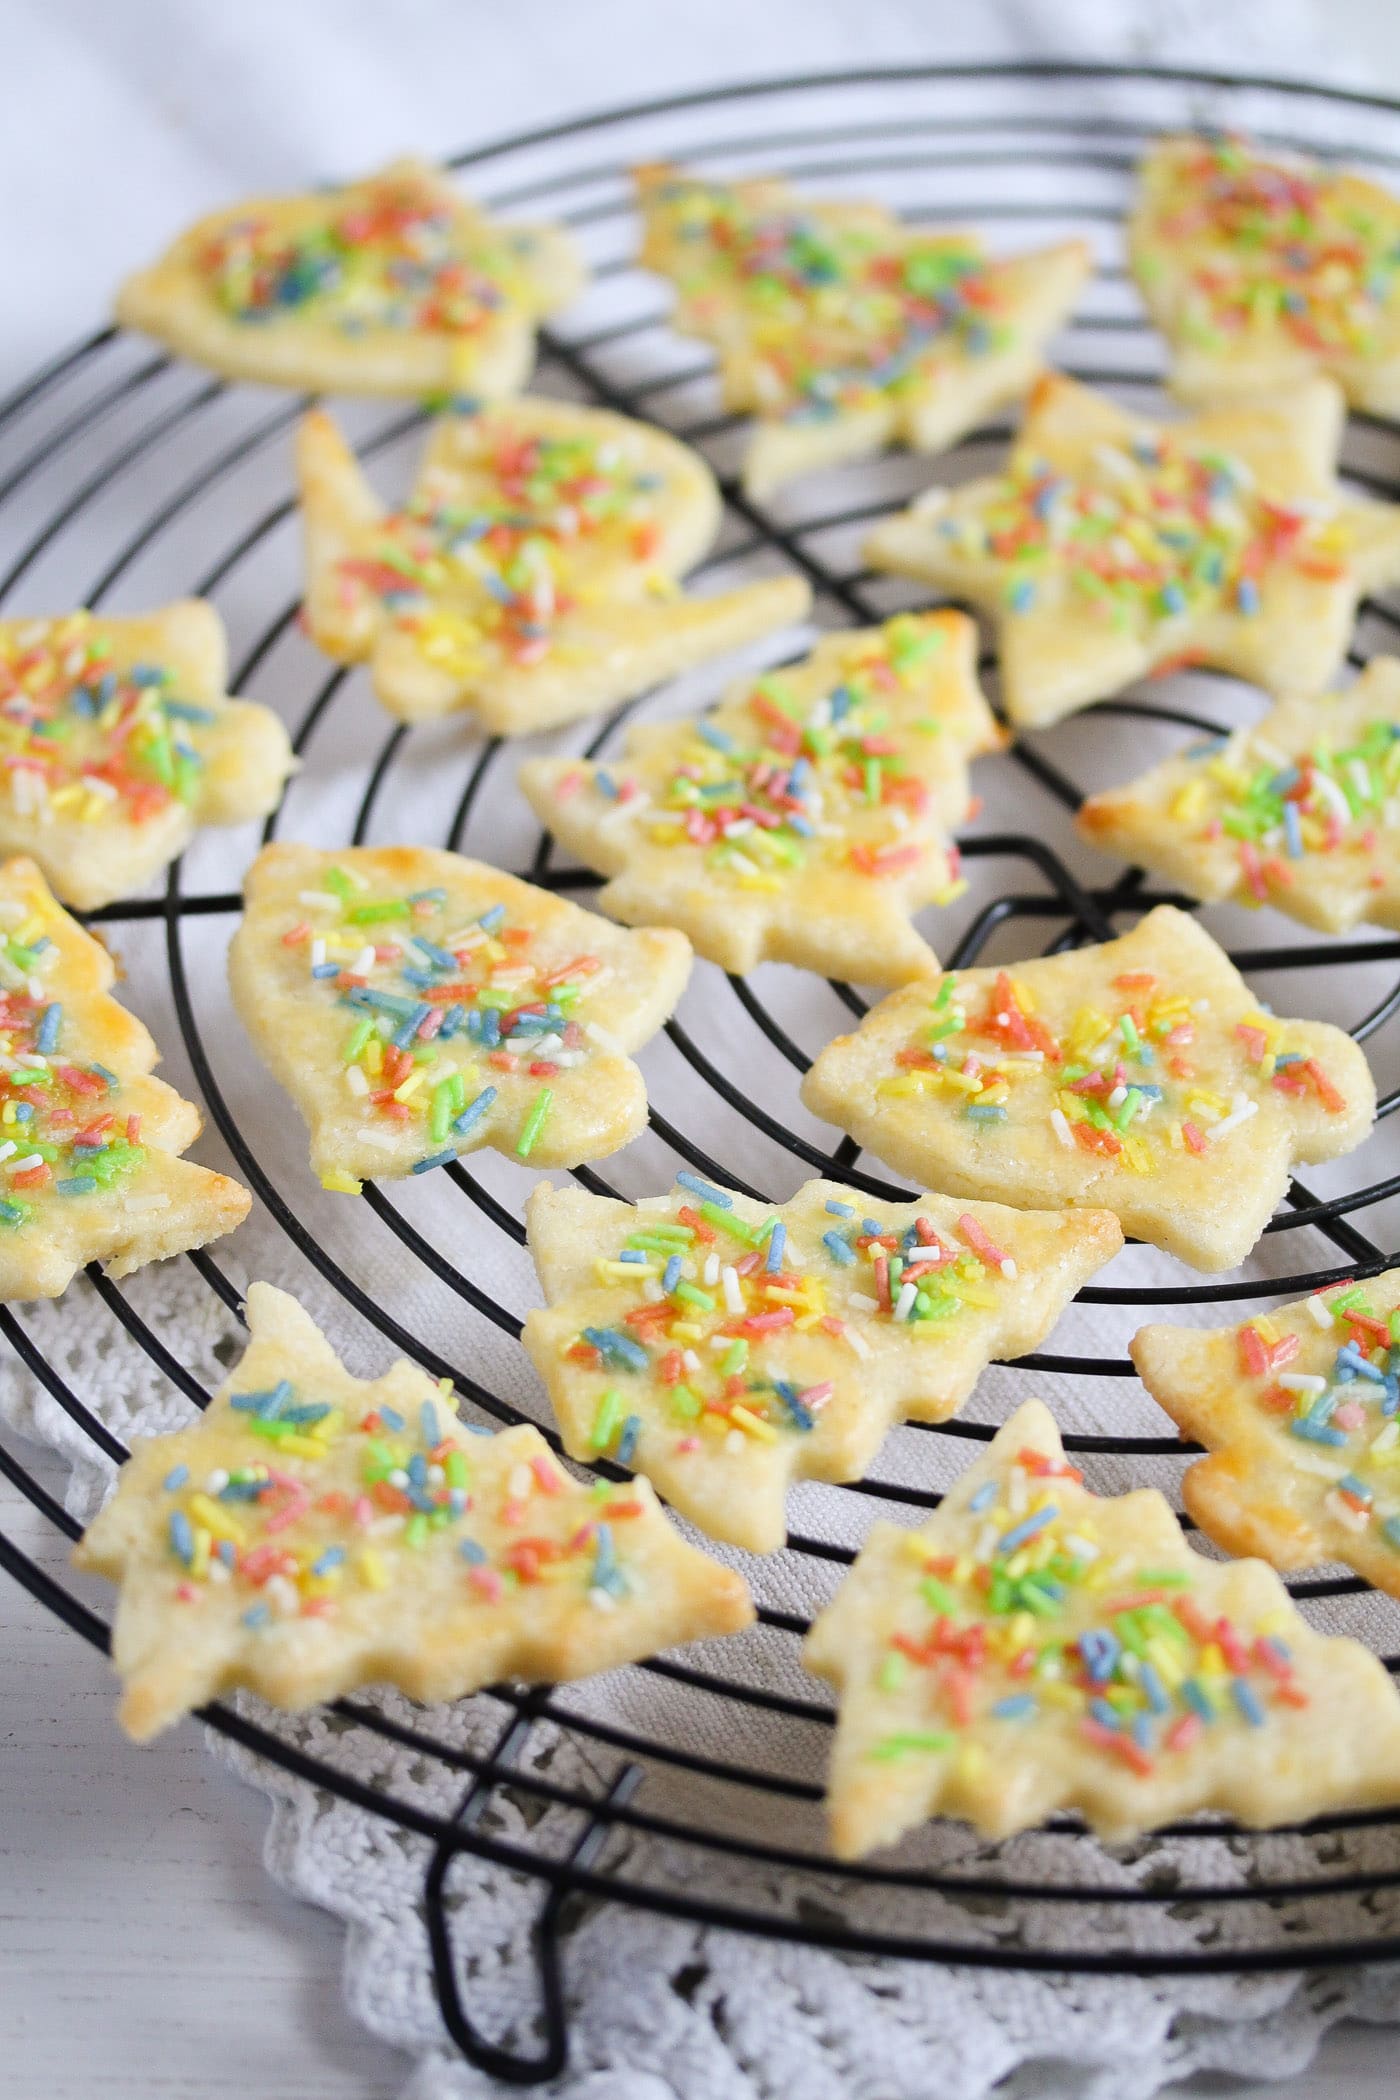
[8,59,1400,2087]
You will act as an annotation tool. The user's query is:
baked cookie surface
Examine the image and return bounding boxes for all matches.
[1130,134,1400,416]
[800,904,1375,1272]
[0,856,248,1298]
[520,611,1002,986]
[75,1281,754,1741]
[298,400,809,734]
[523,1174,1120,1552]
[804,1397,1400,1857]
[1078,657,1400,934]
[228,843,691,1189]
[1133,1270,1400,1600]
[117,158,585,398]
[865,373,1400,728]
[0,603,292,911]
[636,163,1090,497]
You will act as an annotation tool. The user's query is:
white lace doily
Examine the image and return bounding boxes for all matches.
[8,46,1400,2100]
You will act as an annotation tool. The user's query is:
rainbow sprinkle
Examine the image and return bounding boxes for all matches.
[645,172,1014,424]
[0,613,215,828]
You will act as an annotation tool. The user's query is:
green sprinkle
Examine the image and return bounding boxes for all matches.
[669,1384,702,1419]
[515,1087,552,1159]
[878,1653,909,1693]
[672,1280,715,1311]
[870,1731,955,1760]
[920,1575,959,1616]
[342,1017,374,1064]
[590,1388,623,1450]
[348,900,410,924]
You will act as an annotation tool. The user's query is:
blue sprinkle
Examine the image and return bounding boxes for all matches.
[675,1171,731,1209]
[1338,1471,1372,1503]
[311,961,342,979]
[1237,577,1260,615]
[1181,1679,1214,1721]
[242,1604,271,1628]
[1130,1713,1153,1751]
[282,1403,331,1425]
[773,1380,815,1431]
[618,1249,647,1265]
[697,722,735,753]
[1008,578,1036,612]
[1290,1417,1347,1446]
[615,1415,642,1465]
[1078,1628,1120,1684]
[966,1104,1008,1122]
[1283,802,1304,860]
[36,1004,61,1054]
[412,937,457,969]
[163,1464,190,1492]
[392,1002,432,1049]
[379,1406,405,1432]
[822,1230,855,1266]
[662,1255,682,1292]
[420,1400,441,1446]
[412,1148,457,1175]
[168,1510,195,1564]
[459,1537,487,1564]
[312,1546,346,1576]
[1089,1698,1120,1731]
[968,1481,998,1514]
[765,1222,786,1274]
[453,1085,498,1137]
[991,1694,1037,1721]
[407,1453,428,1488]
[582,1326,650,1374]
[56,1176,97,1196]
[161,698,217,723]
[477,905,506,934]
[1384,1516,1400,1551]
[1139,1662,1169,1715]
[407,888,447,905]
[216,1539,236,1567]
[997,1505,1057,1555]
[595,768,618,799]
[1233,1679,1265,1727]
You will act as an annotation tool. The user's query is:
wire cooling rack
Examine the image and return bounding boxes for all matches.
[7,59,1400,2087]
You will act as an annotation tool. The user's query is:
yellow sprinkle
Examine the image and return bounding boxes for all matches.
[188,1492,246,1547]
[940,1067,982,1095]
[393,1070,426,1103]
[668,1321,703,1342]
[364,1037,384,1076]
[279,1433,335,1460]
[956,1741,987,1782]
[1171,780,1210,822]
[598,1258,653,1281]
[731,1404,780,1443]
[190,1526,212,1580]
[320,1170,363,1194]
[357,1549,389,1590]
[1039,1680,1085,1713]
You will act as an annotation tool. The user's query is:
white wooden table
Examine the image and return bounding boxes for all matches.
[5,5,1400,2093]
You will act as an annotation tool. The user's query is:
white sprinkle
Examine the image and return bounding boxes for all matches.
[722,1264,743,1314]
[703,1251,720,1287]
[356,1125,401,1152]
[508,1464,533,1501]
[1063,1533,1100,1561]
[205,1469,229,1495]
[894,1281,917,1321]
[345,1065,369,1096]
[298,889,343,911]
[1000,1258,1018,1282]
[123,1193,170,1215]
[848,1290,879,1314]
[844,1328,871,1360]
[267,1575,299,1617]
[588,1586,618,1612]
[1277,1372,1326,1394]
[585,1020,624,1054]
[1107,1084,1127,1110]
[1307,1294,1335,1328]
[207,1559,231,1585]
[311,937,326,968]
[642,1279,664,1304]
[725,1429,746,1455]
[1050,1108,1073,1149]
[388,1468,409,1490]
[682,1348,701,1374]
[1208,1092,1259,1141]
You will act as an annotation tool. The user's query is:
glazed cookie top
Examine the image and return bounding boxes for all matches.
[804,1399,1400,1856]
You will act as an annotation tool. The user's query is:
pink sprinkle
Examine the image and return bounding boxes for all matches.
[469,1565,504,1602]
[676,1436,701,1454]
[175,1582,199,1603]
[1164,1714,1203,1754]
[1334,1401,1368,1430]
[1182,1120,1207,1156]
[531,1456,563,1495]
[956,1213,1007,1270]
[799,1382,833,1411]
[354,1495,374,1529]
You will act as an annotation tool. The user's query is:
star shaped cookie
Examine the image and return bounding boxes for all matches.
[0,601,293,912]
[298,399,809,734]
[0,855,249,1299]
[636,163,1090,498]
[523,1174,1120,1552]
[519,611,1002,986]
[804,1397,1400,1856]
[1133,1269,1400,1601]
[1078,656,1400,933]
[1130,134,1400,417]
[865,373,1400,729]
[800,904,1375,1272]
[75,1281,754,1741]
[116,158,585,399]
[228,843,692,1191]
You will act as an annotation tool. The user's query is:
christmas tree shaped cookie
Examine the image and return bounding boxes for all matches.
[865,373,1400,729]
[804,1397,1400,1856]
[520,611,1002,986]
[523,1174,1120,1552]
[1130,135,1400,417]
[636,163,1090,498]
[228,843,692,1191]
[1078,657,1400,934]
[800,904,1374,1272]
[298,400,809,733]
[75,1282,754,1740]
[0,856,248,1298]
[117,158,585,399]
[0,602,293,912]
[1133,1268,1400,1601]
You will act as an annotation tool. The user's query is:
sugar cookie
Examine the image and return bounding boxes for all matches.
[1078,657,1400,933]
[636,163,1090,497]
[75,1280,754,1740]
[0,602,292,912]
[1133,1269,1400,1600]
[1131,134,1400,417]
[0,856,248,1298]
[804,1397,1400,1856]
[866,373,1400,729]
[520,611,1002,985]
[117,158,584,398]
[298,400,809,733]
[228,843,691,1190]
[800,904,1374,1272]
[523,1174,1120,1551]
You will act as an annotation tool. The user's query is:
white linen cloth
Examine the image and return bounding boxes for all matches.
[7,6,1400,2098]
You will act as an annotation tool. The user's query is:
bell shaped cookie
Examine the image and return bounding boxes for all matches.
[800,904,1375,1272]
[1078,657,1400,934]
[520,611,1002,986]
[75,1281,754,1740]
[866,372,1400,729]
[804,1397,1400,1856]
[117,158,585,399]
[0,856,248,1298]
[637,163,1090,498]
[298,399,809,733]
[523,1173,1120,1551]
[1134,1269,1400,1600]
[0,602,292,911]
[228,842,692,1190]
[1131,134,1400,417]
